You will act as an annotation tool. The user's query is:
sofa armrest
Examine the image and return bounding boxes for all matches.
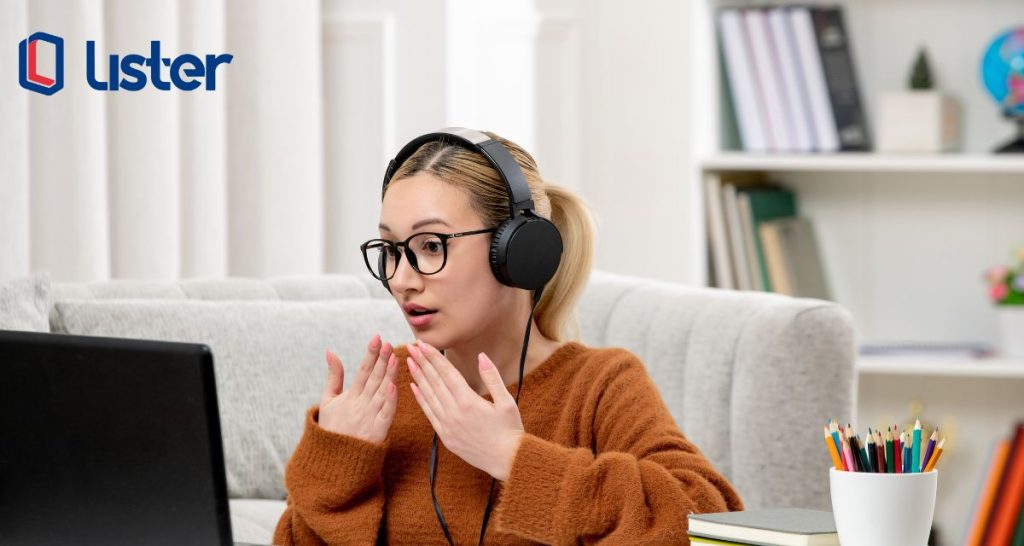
[730,302,856,509]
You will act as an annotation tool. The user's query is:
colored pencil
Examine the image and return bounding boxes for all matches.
[912,419,922,473]
[920,428,938,473]
[923,438,945,472]
[846,425,862,472]
[842,434,856,472]
[903,439,912,474]
[886,430,895,473]
[875,430,886,473]
[865,432,877,473]
[829,420,843,458]
[894,428,903,474]
[825,425,844,470]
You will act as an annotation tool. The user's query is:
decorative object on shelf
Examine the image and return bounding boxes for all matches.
[981,27,1024,153]
[877,46,960,153]
[985,247,1024,358]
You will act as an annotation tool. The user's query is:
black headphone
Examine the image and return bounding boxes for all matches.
[380,127,563,292]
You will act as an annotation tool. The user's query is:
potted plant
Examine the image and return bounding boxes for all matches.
[984,248,1024,358]
[877,47,961,152]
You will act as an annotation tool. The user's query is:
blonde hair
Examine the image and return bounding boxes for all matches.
[384,131,596,341]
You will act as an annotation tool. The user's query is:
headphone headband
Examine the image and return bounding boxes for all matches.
[381,127,535,218]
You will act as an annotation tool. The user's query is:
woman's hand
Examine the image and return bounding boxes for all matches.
[405,339,524,481]
[318,334,400,444]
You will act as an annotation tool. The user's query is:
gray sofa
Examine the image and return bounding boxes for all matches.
[1,270,856,544]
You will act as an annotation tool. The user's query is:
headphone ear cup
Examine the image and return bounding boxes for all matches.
[489,219,518,287]
[490,215,563,290]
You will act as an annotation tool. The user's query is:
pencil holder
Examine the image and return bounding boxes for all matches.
[829,468,937,546]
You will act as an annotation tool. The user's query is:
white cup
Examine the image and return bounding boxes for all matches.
[829,468,937,546]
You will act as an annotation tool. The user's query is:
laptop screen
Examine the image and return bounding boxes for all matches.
[0,330,234,546]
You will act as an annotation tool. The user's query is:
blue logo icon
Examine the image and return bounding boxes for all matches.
[19,31,64,95]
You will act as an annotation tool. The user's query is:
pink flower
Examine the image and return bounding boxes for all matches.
[987,265,1010,285]
[991,283,1009,302]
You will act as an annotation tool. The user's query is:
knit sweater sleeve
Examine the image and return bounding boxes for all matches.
[492,353,744,545]
[272,405,387,546]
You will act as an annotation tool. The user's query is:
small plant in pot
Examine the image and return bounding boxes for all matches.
[984,248,1024,358]
[877,47,961,152]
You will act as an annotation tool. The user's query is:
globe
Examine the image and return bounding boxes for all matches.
[981,27,1024,151]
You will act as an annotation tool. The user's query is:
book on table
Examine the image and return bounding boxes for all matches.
[687,508,839,546]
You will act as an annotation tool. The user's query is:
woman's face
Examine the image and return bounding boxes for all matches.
[378,172,516,349]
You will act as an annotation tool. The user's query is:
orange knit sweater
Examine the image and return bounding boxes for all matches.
[273,341,744,545]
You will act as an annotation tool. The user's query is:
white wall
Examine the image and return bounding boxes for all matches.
[1,0,699,285]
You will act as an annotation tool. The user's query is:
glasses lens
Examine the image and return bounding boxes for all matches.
[364,241,399,280]
[408,233,446,275]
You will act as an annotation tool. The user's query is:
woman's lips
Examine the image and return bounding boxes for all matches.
[406,310,437,328]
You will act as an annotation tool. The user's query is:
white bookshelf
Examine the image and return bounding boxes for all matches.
[858,356,1024,379]
[701,152,1024,174]
[689,1,1024,543]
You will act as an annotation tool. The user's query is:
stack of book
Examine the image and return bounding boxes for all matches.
[963,422,1024,545]
[687,508,839,545]
[717,5,870,152]
[705,176,830,299]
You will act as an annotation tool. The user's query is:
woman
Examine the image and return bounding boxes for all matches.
[273,129,743,545]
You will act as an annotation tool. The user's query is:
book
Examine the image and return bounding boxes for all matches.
[705,174,734,289]
[760,221,794,295]
[768,7,815,152]
[718,9,769,151]
[809,7,871,151]
[744,9,791,151]
[787,6,838,152]
[963,440,1008,545]
[858,341,995,359]
[984,423,1024,545]
[741,186,797,292]
[737,192,764,291]
[723,184,753,290]
[688,508,839,546]
[759,217,830,300]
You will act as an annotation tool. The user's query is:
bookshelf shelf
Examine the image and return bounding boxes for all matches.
[700,152,1024,174]
[857,356,1024,379]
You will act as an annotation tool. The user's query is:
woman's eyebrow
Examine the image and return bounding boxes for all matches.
[378,218,452,232]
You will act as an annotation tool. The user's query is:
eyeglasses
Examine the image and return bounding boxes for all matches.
[360,228,497,281]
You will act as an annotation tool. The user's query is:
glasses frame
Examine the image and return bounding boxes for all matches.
[360,227,497,281]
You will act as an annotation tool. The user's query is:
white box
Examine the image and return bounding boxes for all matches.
[876,91,960,152]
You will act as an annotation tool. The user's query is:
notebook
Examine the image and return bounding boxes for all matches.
[687,508,839,546]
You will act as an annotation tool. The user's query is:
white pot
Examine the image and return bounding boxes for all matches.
[997,306,1024,359]
[876,91,960,152]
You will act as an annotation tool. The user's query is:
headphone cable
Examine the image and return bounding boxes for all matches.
[430,285,544,546]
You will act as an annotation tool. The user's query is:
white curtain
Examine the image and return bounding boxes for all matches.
[1,0,700,285]
[1,0,324,282]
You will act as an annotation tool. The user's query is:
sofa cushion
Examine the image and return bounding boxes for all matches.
[228,499,287,545]
[51,299,412,500]
[0,272,52,332]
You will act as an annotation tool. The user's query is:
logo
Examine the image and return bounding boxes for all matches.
[19,31,64,95]
[86,41,233,91]
[18,32,232,94]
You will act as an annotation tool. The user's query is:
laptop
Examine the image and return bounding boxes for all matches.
[0,329,270,546]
